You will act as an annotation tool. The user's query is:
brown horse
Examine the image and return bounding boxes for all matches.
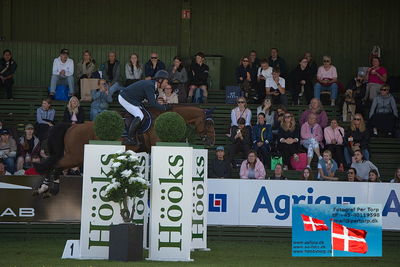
[33,105,215,197]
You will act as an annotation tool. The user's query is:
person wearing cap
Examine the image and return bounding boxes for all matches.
[49,48,75,97]
[188,52,209,103]
[209,146,232,178]
[0,49,17,99]
[118,70,171,145]
[0,129,17,174]
[144,52,166,80]
[16,124,41,173]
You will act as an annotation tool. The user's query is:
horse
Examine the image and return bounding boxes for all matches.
[33,105,215,198]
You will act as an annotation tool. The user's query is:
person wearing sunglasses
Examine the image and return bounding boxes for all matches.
[369,84,398,137]
[344,114,370,166]
[235,57,253,98]
[231,97,252,127]
[314,55,338,106]
[364,56,387,102]
[144,52,166,80]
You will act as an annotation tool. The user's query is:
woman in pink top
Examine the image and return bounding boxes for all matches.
[313,56,338,106]
[299,98,328,128]
[300,113,323,168]
[324,119,345,171]
[240,150,266,179]
[364,56,387,101]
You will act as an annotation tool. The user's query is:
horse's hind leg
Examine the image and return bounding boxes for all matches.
[41,169,63,199]
[32,173,52,196]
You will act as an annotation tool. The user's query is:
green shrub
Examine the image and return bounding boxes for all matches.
[154,112,186,142]
[94,111,125,141]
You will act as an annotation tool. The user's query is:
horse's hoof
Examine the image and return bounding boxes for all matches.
[42,192,52,199]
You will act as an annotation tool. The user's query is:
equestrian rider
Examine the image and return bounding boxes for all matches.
[118,70,171,144]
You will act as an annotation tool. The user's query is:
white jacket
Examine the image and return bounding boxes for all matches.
[52,56,74,76]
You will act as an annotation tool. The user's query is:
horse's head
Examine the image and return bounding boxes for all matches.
[202,109,215,147]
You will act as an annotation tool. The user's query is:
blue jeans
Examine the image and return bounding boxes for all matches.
[3,157,15,174]
[344,147,370,166]
[50,75,75,94]
[314,82,338,99]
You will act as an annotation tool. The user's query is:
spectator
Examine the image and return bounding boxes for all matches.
[347,167,357,182]
[0,129,17,174]
[35,97,55,141]
[344,114,370,166]
[49,48,75,97]
[158,84,178,104]
[273,105,288,133]
[364,56,387,102]
[390,168,400,183]
[256,96,275,126]
[252,113,273,165]
[301,167,314,180]
[102,52,121,86]
[277,112,300,170]
[24,155,41,175]
[369,84,398,136]
[209,146,232,178]
[188,52,209,103]
[256,60,273,101]
[351,150,379,181]
[368,169,381,183]
[300,113,323,168]
[144,52,165,80]
[240,150,266,179]
[314,56,338,106]
[235,57,252,97]
[63,96,85,124]
[168,56,188,103]
[317,150,339,181]
[324,119,345,171]
[0,49,17,99]
[288,57,313,105]
[304,52,317,77]
[75,50,98,89]
[346,70,367,116]
[230,118,251,160]
[90,79,118,120]
[125,53,143,86]
[249,50,261,86]
[231,97,251,127]
[299,98,328,129]
[268,48,287,78]
[265,67,288,106]
[0,161,11,175]
[16,124,40,172]
[0,120,2,129]
[268,163,287,180]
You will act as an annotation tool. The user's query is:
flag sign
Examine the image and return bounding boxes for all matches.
[292,204,381,257]
[332,222,368,254]
[301,214,328,231]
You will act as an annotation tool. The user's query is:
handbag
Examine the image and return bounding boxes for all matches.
[270,155,283,170]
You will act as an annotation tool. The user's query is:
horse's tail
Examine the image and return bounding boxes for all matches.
[34,123,71,174]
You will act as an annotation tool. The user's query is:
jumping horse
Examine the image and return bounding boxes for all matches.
[33,105,215,198]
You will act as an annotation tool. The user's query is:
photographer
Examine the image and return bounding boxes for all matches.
[90,78,118,120]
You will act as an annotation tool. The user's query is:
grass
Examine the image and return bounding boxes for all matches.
[0,237,398,267]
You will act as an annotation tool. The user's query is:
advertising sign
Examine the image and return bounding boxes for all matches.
[148,146,193,261]
[292,204,382,257]
[191,149,208,250]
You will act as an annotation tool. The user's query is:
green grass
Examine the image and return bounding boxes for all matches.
[0,237,398,267]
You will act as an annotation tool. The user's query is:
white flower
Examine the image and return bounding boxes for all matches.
[126,150,136,156]
[105,181,121,194]
[111,162,121,168]
[129,177,149,186]
[128,155,138,162]
[117,155,126,160]
[121,169,132,178]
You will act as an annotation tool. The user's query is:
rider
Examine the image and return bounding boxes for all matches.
[118,70,171,144]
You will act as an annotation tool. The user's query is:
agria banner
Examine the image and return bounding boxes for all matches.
[207,179,400,230]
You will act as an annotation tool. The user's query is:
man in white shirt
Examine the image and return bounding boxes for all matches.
[49,48,75,97]
[256,60,273,102]
[265,67,288,106]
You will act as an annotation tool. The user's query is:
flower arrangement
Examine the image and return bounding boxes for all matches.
[104,150,149,223]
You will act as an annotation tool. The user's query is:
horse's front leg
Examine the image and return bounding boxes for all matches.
[41,169,62,199]
[32,172,52,196]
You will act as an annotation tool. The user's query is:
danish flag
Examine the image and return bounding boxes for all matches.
[301,214,329,231]
[332,222,368,254]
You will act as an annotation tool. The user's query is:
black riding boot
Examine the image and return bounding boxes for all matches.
[125,117,141,145]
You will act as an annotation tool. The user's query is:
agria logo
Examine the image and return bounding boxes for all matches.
[209,194,227,212]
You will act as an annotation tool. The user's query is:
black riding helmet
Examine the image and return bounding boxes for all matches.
[154,70,170,83]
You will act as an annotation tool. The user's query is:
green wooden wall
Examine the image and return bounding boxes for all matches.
[1,0,400,87]
[0,42,177,86]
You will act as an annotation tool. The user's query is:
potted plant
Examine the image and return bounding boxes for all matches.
[93,110,125,144]
[104,149,149,261]
[154,112,187,143]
